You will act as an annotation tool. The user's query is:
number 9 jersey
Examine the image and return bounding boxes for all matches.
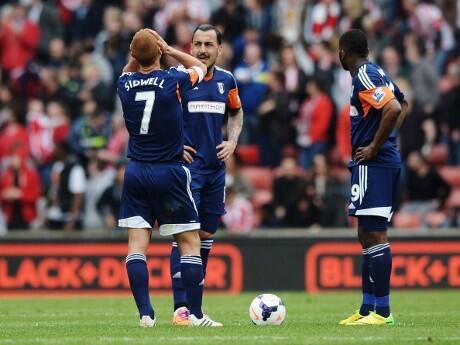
[117,66,201,163]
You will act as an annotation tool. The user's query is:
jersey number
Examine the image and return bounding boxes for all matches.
[135,91,156,134]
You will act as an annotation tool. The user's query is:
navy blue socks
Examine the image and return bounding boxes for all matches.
[359,248,375,316]
[180,255,204,319]
[368,243,392,317]
[126,253,154,319]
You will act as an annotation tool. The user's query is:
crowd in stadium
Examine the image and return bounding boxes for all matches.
[0,0,459,233]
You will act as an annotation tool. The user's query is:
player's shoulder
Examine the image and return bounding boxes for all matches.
[354,63,386,90]
[214,66,234,77]
[214,66,238,88]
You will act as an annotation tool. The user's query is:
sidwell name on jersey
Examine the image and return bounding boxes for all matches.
[124,77,165,92]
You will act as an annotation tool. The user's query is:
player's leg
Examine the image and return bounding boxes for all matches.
[118,160,156,327]
[174,230,204,319]
[198,170,226,278]
[358,227,375,317]
[170,172,204,319]
[126,228,156,327]
[359,218,393,319]
[160,165,222,326]
[346,166,399,325]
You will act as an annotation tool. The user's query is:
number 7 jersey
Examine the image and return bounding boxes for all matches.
[117,66,200,163]
[349,62,405,168]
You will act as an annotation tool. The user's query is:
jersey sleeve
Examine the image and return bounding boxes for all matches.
[357,67,396,117]
[169,65,204,93]
[227,75,242,111]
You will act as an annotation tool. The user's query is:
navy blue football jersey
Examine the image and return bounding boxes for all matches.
[117,66,200,162]
[349,62,405,168]
[182,66,242,173]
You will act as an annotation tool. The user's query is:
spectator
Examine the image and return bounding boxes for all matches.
[272,157,307,227]
[234,42,269,143]
[225,155,253,199]
[211,0,246,41]
[24,0,63,61]
[0,153,41,230]
[335,104,352,164]
[96,160,125,230]
[304,0,340,43]
[27,99,70,189]
[68,101,111,166]
[438,59,460,165]
[296,77,334,169]
[405,35,439,116]
[83,158,114,229]
[46,141,86,231]
[67,0,103,44]
[257,71,294,167]
[0,104,29,162]
[310,154,348,227]
[402,151,451,214]
[0,3,40,75]
[222,185,255,233]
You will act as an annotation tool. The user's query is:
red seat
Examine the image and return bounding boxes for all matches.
[392,212,422,229]
[236,145,260,165]
[426,144,448,165]
[438,166,460,187]
[446,188,460,208]
[240,167,273,190]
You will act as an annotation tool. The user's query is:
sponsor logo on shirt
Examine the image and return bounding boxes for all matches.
[372,87,386,103]
[187,101,226,114]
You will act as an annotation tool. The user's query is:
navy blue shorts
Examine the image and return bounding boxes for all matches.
[190,169,226,234]
[118,160,200,236]
[348,164,400,231]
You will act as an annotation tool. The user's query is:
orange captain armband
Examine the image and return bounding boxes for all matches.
[359,86,395,117]
[227,88,242,110]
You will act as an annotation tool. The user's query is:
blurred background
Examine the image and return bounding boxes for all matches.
[0,0,459,236]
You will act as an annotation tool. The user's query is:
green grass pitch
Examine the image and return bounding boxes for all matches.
[1,291,459,345]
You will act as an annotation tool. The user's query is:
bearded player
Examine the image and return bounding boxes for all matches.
[170,24,244,326]
[337,29,407,326]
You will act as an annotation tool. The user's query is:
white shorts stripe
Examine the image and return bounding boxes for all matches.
[182,166,198,214]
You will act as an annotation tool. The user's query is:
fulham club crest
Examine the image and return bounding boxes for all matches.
[217,82,224,94]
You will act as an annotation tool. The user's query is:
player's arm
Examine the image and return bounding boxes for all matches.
[217,85,244,161]
[395,99,408,130]
[122,55,140,73]
[355,98,401,163]
[147,29,207,79]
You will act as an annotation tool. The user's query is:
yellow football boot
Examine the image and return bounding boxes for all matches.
[347,311,395,325]
[339,310,364,325]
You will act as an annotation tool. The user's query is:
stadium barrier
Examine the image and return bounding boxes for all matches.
[1,230,459,295]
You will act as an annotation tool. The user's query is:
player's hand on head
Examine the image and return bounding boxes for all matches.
[216,140,237,161]
[146,29,170,54]
[355,144,378,163]
[183,145,197,164]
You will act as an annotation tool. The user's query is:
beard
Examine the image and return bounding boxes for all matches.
[339,56,348,71]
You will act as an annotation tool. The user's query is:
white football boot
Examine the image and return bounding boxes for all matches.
[189,314,223,327]
[139,315,156,328]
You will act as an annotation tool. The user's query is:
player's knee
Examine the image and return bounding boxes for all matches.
[175,231,200,256]
[199,230,214,240]
[127,228,151,254]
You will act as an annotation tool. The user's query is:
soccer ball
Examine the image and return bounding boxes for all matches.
[249,294,286,325]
